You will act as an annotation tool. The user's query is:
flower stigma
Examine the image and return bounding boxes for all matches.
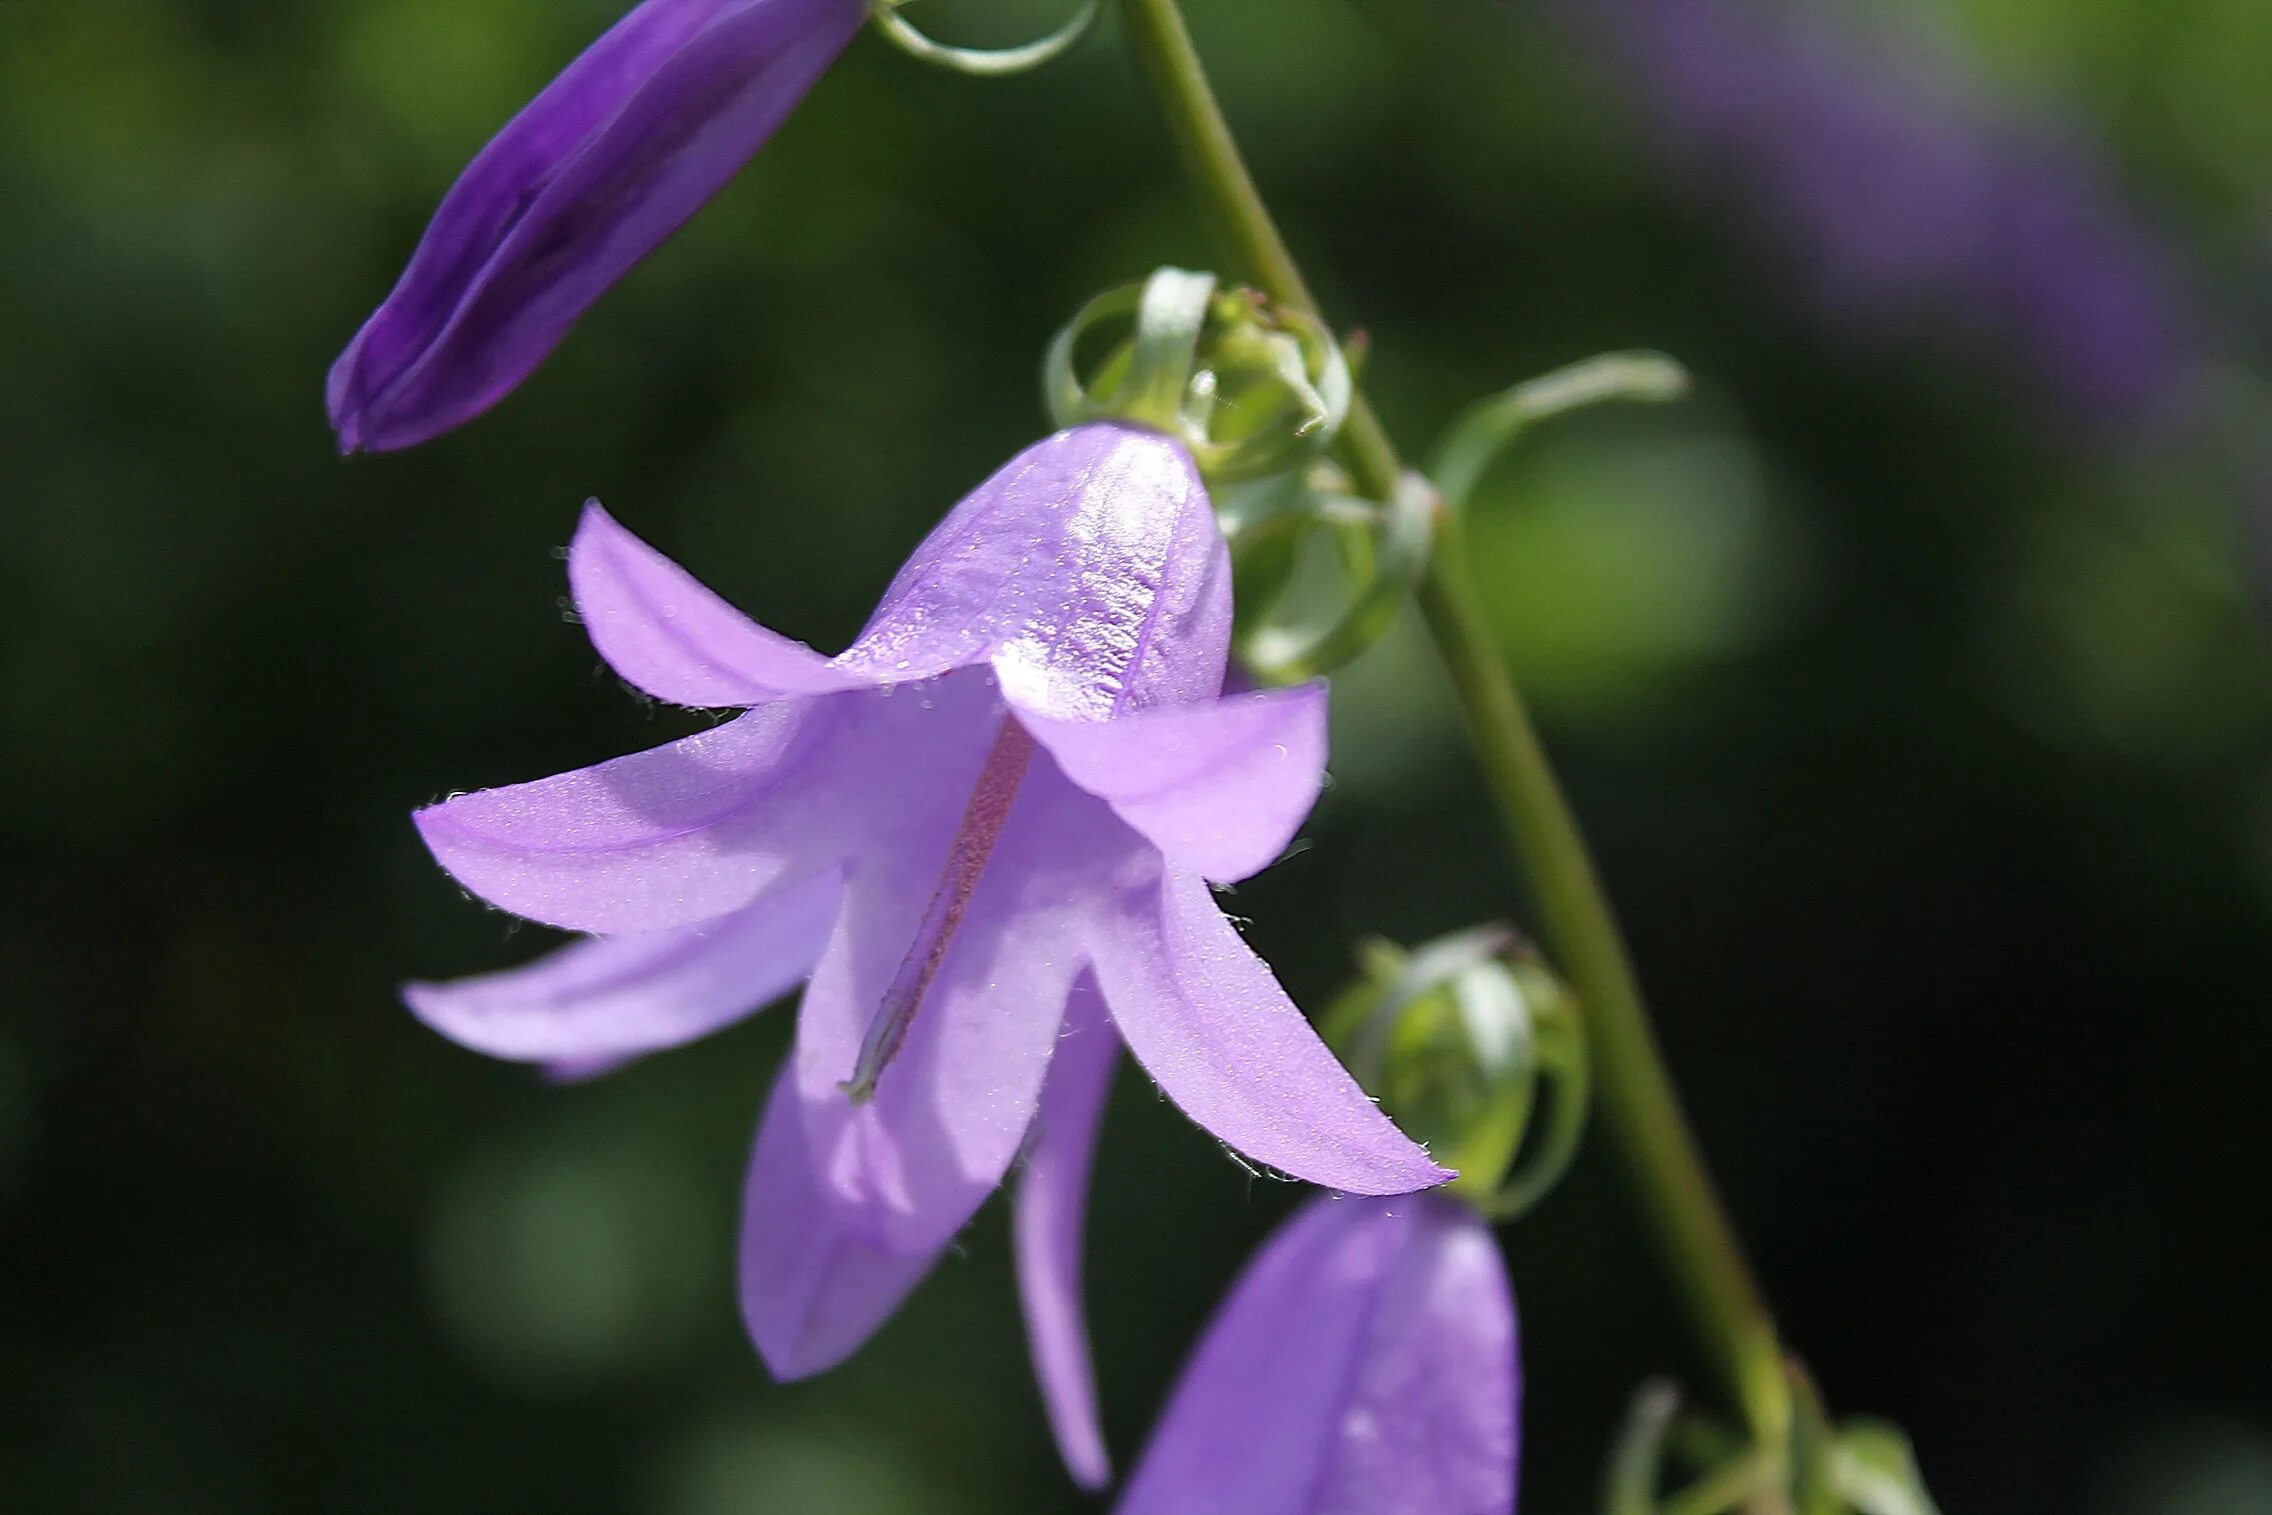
[841,714,1038,1102]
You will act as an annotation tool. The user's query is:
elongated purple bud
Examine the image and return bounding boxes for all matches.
[328,0,865,453]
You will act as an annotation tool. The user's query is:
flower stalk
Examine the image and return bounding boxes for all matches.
[1113,0,1793,1447]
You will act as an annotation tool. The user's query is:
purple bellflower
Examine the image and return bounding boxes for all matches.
[329,0,865,453]
[1116,1192,1519,1515]
[405,421,1449,1481]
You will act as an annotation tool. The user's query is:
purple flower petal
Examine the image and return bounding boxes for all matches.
[413,697,848,933]
[739,1065,940,1379]
[569,502,846,706]
[1021,682,1328,883]
[1089,865,1451,1198]
[401,867,842,1065]
[1117,1194,1518,1515]
[329,0,865,452]
[835,425,1233,719]
[795,760,1130,1255]
[1014,977,1120,1491]
[567,428,1232,725]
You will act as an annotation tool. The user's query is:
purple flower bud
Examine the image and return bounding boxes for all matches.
[1118,1193,1519,1515]
[329,0,865,453]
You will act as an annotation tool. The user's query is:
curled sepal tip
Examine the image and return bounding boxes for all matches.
[1319,925,1589,1218]
[869,0,1097,77]
[1431,349,1692,512]
[1044,266,1352,481]
[1232,466,1438,685]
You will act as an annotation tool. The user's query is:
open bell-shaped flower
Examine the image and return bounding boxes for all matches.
[329,0,866,453]
[406,420,1450,1474]
[1116,1192,1520,1515]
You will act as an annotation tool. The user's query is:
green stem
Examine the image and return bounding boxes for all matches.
[1116,0,1792,1444]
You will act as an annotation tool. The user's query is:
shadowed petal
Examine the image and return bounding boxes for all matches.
[413,698,845,933]
[329,0,865,452]
[835,426,1233,718]
[796,762,1134,1256]
[1021,682,1328,883]
[1089,866,1450,1197]
[1116,1195,1518,1515]
[570,502,847,706]
[739,1066,940,1379]
[402,868,843,1065]
[1014,978,1120,1490]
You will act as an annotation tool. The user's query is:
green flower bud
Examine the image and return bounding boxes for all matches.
[1043,267,1351,481]
[1322,927,1585,1211]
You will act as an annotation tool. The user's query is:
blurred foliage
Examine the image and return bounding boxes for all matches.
[3,0,2270,1512]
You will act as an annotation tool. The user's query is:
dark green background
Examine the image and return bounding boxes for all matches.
[5,0,2270,1510]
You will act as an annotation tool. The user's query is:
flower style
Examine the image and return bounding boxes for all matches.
[330,0,866,453]
[406,421,1449,1477]
[1116,1193,1519,1515]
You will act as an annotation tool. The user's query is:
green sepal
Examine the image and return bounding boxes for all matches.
[1431,350,1690,512]
[1238,470,1438,685]
[869,0,1098,77]
[1830,1420,1944,1515]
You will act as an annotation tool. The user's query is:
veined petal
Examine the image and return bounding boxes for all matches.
[1014,979,1120,1491]
[795,761,1134,1256]
[402,868,843,1065]
[570,502,846,706]
[1020,682,1328,884]
[739,1066,939,1380]
[415,669,1005,937]
[413,698,844,933]
[835,425,1233,719]
[1089,865,1450,1197]
[329,0,865,453]
[1116,1195,1518,1515]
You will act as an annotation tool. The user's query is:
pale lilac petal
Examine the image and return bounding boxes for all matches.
[739,1066,940,1379]
[415,668,1006,937]
[569,502,846,706]
[795,762,1138,1255]
[413,698,844,933]
[1312,1201,1520,1514]
[1089,865,1451,1197]
[835,425,1234,719]
[1014,978,1120,1491]
[329,0,865,452]
[1020,682,1328,883]
[402,869,842,1064]
[1116,1195,1518,1515]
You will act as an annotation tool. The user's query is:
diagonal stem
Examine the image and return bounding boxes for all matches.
[1114,0,1793,1445]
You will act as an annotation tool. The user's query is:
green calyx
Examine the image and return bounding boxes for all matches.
[1321,926,1588,1217]
[1044,266,1352,481]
